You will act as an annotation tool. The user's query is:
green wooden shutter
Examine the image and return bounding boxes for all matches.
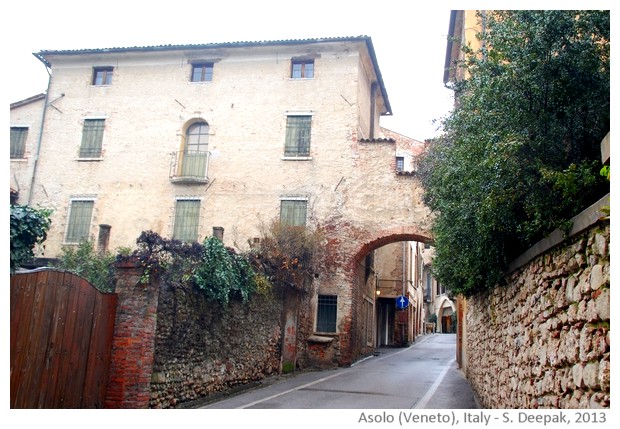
[66,200,94,243]
[173,200,201,241]
[280,200,307,226]
[284,116,311,156]
[79,119,105,157]
[10,127,27,159]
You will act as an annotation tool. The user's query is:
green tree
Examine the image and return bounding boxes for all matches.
[10,204,52,273]
[54,241,117,293]
[420,10,609,296]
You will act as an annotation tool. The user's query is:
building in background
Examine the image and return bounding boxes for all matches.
[419,243,455,333]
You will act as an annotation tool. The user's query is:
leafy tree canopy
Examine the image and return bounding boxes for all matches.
[54,241,118,293]
[10,204,52,273]
[420,10,610,296]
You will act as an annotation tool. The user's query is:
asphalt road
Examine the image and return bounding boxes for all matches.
[200,333,480,409]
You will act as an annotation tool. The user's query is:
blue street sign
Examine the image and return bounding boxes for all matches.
[395,295,409,309]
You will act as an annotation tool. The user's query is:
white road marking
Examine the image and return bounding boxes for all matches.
[413,358,455,409]
[235,370,345,409]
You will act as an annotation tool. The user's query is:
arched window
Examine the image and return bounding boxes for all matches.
[179,122,209,179]
[185,122,209,153]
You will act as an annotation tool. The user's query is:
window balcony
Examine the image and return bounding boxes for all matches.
[169,150,210,184]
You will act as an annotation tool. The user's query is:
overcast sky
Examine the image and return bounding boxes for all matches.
[4,0,614,141]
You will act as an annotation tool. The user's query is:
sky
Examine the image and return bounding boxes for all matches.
[4,0,459,142]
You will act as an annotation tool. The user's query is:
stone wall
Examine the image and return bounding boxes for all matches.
[149,282,282,408]
[465,220,610,408]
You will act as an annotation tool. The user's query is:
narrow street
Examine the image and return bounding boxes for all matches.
[200,334,479,409]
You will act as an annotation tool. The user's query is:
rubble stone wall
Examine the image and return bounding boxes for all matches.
[149,283,282,408]
[466,221,610,408]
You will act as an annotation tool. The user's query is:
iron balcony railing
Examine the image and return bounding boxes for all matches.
[169,150,210,183]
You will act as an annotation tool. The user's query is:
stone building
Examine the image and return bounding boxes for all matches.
[418,243,455,333]
[10,36,434,367]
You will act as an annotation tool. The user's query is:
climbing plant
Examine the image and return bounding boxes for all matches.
[119,231,262,306]
[193,236,257,305]
[119,224,324,305]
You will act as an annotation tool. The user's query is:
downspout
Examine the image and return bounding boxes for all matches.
[27,65,52,206]
[402,241,407,345]
[402,241,406,296]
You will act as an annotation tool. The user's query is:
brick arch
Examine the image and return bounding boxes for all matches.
[348,225,433,271]
[321,225,433,366]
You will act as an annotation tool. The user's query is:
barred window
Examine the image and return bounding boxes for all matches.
[280,199,307,227]
[284,115,311,157]
[173,199,201,241]
[79,119,105,158]
[66,200,94,243]
[316,295,337,333]
[396,156,405,172]
[10,127,28,159]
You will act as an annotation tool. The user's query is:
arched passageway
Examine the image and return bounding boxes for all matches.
[306,224,437,367]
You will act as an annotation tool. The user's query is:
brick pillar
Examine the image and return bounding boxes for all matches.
[105,259,160,408]
[281,293,299,372]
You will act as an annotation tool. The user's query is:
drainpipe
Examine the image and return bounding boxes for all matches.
[402,242,406,296]
[27,65,52,206]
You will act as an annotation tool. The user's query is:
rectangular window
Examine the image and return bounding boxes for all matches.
[173,199,201,241]
[436,281,445,296]
[10,127,28,159]
[280,199,307,227]
[79,119,105,158]
[396,156,405,172]
[426,272,432,302]
[284,115,311,157]
[191,63,214,82]
[66,200,94,243]
[92,67,113,85]
[316,295,337,333]
[291,60,314,78]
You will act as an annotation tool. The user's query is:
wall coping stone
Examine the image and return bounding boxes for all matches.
[508,193,610,273]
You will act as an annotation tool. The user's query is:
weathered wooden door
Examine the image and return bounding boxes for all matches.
[10,268,117,408]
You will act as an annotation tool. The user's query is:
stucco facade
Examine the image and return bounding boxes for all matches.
[12,38,388,255]
[10,36,434,366]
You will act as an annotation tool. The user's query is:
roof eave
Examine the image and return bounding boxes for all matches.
[33,35,393,115]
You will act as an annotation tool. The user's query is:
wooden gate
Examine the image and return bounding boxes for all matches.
[10,268,117,408]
